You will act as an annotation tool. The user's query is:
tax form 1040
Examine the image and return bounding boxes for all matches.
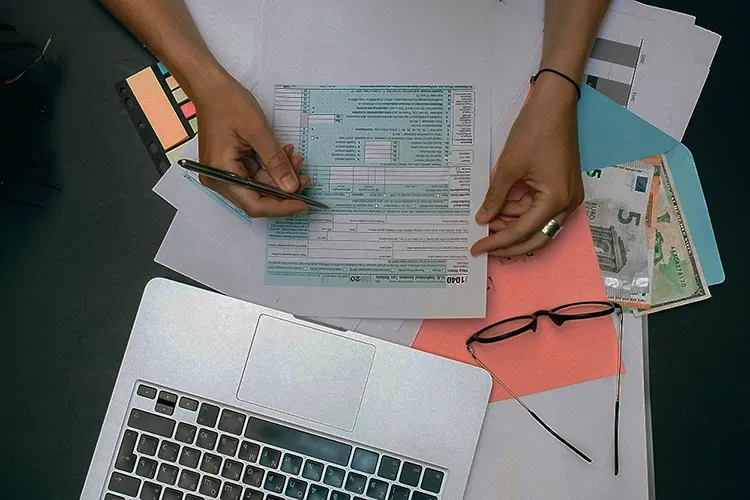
[248,85,490,319]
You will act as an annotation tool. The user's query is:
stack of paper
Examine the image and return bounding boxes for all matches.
[151,1,721,498]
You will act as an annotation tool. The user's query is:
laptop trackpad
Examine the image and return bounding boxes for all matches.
[237,315,376,432]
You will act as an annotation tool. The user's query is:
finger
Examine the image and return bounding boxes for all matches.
[254,131,300,193]
[471,197,565,255]
[201,174,309,217]
[488,210,570,257]
[251,167,311,196]
[476,158,520,225]
[292,155,305,171]
[241,155,261,177]
[250,197,309,217]
[488,218,513,232]
[499,193,534,217]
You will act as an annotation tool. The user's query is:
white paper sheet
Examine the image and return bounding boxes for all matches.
[465,315,651,500]
[490,7,719,156]
[154,211,423,346]
[184,0,262,83]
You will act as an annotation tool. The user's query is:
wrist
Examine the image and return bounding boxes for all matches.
[174,58,234,104]
[529,72,579,111]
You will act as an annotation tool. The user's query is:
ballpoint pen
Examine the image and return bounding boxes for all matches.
[178,158,329,210]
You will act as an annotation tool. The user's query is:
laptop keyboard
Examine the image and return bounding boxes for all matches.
[102,382,445,500]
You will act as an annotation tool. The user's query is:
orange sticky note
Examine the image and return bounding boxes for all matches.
[413,207,621,402]
[126,68,188,149]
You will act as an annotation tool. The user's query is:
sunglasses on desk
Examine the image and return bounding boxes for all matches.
[465,301,624,475]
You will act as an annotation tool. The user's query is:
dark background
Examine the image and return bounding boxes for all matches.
[0,1,747,498]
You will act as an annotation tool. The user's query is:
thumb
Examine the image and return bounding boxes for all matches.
[476,160,517,224]
[253,128,300,193]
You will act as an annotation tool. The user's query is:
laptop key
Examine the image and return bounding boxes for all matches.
[243,488,263,500]
[242,465,264,487]
[352,448,379,474]
[286,478,308,499]
[108,472,141,497]
[140,481,162,500]
[366,478,388,500]
[159,440,180,462]
[128,408,175,438]
[218,435,240,456]
[264,471,286,494]
[104,494,124,500]
[161,488,182,500]
[411,493,437,500]
[157,463,178,485]
[282,454,303,475]
[399,463,422,487]
[260,447,282,469]
[420,468,444,493]
[162,487,183,500]
[222,459,244,481]
[186,495,203,500]
[198,403,220,427]
[388,485,409,500]
[137,435,159,456]
[302,460,324,482]
[137,384,157,399]
[377,457,401,481]
[201,452,223,475]
[176,423,197,444]
[345,472,367,494]
[179,470,200,491]
[179,447,201,468]
[324,466,345,488]
[307,484,329,500]
[136,457,158,479]
[197,429,219,450]
[180,397,199,411]
[331,492,351,500]
[200,475,222,498]
[238,441,260,462]
[114,430,138,473]
[219,409,247,435]
[221,481,243,500]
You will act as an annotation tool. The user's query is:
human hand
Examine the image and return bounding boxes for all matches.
[189,70,311,217]
[471,74,584,257]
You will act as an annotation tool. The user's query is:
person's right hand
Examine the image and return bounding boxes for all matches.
[189,70,311,218]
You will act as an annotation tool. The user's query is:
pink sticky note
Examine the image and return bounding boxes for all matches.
[412,207,622,402]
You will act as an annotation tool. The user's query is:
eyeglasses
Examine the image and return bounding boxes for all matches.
[466,301,624,475]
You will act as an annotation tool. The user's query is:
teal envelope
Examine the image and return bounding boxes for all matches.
[576,85,724,286]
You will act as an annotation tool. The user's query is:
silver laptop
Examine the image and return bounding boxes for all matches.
[81,279,491,500]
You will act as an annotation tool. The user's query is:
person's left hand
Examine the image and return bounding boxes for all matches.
[471,74,584,257]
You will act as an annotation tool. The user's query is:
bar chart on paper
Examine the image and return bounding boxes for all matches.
[584,37,644,107]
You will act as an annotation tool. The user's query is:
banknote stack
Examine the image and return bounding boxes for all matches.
[582,155,710,315]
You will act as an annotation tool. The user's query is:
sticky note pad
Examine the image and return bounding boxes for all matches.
[157,61,169,75]
[172,88,188,103]
[126,67,188,149]
[165,75,179,90]
[189,117,198,134]
[180,101,196,119]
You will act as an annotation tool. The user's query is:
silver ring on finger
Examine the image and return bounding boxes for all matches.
[540,218,563,239]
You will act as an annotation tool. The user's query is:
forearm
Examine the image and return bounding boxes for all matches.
[98,0,227,98]
[541,0,610,82]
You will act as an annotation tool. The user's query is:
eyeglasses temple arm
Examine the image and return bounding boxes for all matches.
[467,346,592,464]
[614,308,624,476]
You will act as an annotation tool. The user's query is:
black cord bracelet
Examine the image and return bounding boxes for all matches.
[530,68,582,101]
